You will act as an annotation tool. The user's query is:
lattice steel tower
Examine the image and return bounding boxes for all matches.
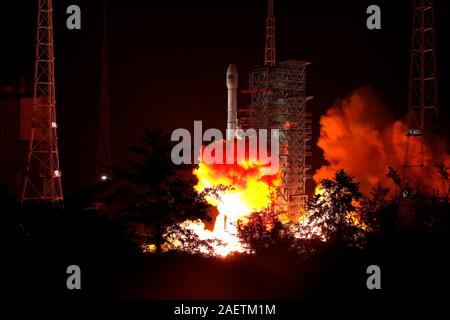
[240,0,312,218]
[22,0,63,202]
[404,0,439,183]
[264,0,276,67]
[96,0,113,184]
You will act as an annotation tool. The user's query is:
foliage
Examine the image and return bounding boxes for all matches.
[111,129,211,254]
[359,183,395,234]
[163,223,224,256]
[435,163,450,202]
[237,210,299,255]
[300,169,366,246]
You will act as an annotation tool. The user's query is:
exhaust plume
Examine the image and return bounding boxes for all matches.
[314,87,449,194]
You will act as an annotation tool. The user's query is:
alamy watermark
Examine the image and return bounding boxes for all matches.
[66,265,81,290]
[171,121,280,175]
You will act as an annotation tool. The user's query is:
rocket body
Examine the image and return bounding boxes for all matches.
[226,64,238,140]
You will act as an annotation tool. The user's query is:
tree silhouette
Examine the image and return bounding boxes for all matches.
[111,129,211,254]
[359,182,401,240]
[0,184,27,254]
[435,163,450,203]
[385,165,449,233]
[237,210,298,255]
[300,169,366,246]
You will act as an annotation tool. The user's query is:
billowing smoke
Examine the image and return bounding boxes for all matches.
[314,87,449,194]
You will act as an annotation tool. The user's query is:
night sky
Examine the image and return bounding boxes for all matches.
[1,0,449,196]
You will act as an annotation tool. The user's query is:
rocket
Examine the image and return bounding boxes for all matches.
[226,64,238,140]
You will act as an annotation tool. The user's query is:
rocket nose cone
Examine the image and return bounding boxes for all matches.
[226,64,238,89]
[227,64,238,75]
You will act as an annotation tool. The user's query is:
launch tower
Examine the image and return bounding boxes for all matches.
[22,0,63,202]
[240,0,312,218]
[404,0,440,186]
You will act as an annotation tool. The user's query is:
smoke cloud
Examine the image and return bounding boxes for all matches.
[314,87,448,194]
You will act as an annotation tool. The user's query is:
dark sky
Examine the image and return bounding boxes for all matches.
[1,0,449,196]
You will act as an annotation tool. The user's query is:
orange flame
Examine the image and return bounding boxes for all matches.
[185,139,280,256]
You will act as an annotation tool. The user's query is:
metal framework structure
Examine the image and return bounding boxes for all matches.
[96,0,113,184]
[22,0,63,202]
[240,62,312,218]
[404,0,439,183]
[240,0,312,218]
[239,0,312,217]
[264,0,276,67]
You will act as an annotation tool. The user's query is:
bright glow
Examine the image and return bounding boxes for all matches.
[101,175,108,181]
[51,122,57,128]
[314,184,326,196]
[54,170,60,177]
[179,141,280,256]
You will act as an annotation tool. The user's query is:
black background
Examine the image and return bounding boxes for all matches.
[1,0,449,196]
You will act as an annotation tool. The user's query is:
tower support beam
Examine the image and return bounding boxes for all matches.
[264,0,276,67]
[404,0,439,185]
[22,0,63,203]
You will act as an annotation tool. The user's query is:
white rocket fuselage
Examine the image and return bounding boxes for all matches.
[226,64,238,140]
